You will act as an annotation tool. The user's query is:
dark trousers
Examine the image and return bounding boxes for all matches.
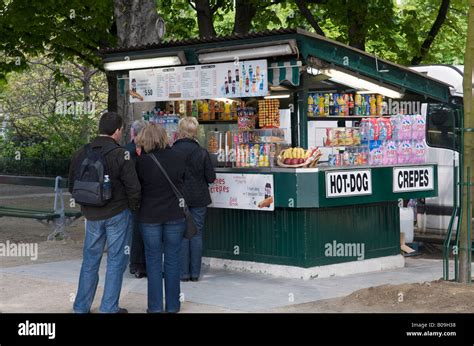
[129,211,146,273]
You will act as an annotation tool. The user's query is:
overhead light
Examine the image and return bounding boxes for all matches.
[104,56,183,71]
[212,98,238,103]
[198,42,296,63]
[264,94,291,99]
[308,66,404,99]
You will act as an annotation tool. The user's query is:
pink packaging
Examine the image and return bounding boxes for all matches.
[412,114,426,141]
[398,140,414,164]
[369,146,383,166]
[383,141,398,165]
[413,140,426,163]
[399,115,413,140]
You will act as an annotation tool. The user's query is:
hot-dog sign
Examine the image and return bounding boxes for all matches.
[325,170,372,198]
[209,173,274,211]
[393,166,434,193]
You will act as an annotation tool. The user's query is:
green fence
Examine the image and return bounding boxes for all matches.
[0,158,70,177]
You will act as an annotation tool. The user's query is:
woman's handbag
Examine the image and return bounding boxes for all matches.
[147,153,198,239]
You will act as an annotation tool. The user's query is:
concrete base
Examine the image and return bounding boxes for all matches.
[202,255,405,280]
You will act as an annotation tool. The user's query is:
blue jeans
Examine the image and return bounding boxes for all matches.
[181,207,207,280]
[140,218,186,313]
[73,208,132,313]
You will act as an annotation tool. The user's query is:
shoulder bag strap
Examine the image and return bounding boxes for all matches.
[147,153,188,209]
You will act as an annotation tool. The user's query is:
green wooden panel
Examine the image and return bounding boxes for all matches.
[204,202,400,268]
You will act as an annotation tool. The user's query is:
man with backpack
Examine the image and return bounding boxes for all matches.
[68,112,141,313]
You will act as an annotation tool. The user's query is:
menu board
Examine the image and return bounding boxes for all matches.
[129,59,268,103]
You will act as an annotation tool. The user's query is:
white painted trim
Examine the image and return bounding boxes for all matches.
[202,255,405,280]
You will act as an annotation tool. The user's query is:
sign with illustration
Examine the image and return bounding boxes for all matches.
[129,59,268,103]
[209,173,274,211]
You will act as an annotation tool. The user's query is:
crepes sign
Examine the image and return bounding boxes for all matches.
[209,173,274,211]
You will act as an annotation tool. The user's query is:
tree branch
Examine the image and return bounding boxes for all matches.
[294,0,325,36]
[411,0,450,65]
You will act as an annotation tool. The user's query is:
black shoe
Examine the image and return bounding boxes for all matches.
[181,278,190,282]
[117,308,128,313]
[146,309,162,313]
[190,277,199,282]
[135,272,147,279]
[130,268,136,275]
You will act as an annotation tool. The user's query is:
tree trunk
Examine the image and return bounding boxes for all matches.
[106,71,118,113]
[193,0,217,38]
[411,0,450,66]
[458,0,474,284]
[294,0,325,36]
[113,0,163,144]
[233,0,257,35]
[81,65,93,143]
[346,0,368,51]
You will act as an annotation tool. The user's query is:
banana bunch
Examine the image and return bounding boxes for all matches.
[281,147,308,165]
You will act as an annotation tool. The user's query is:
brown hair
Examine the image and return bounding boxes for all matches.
[135,123,169,153]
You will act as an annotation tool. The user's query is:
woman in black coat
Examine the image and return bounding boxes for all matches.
[136,123,187,313]
[172,117,216,282]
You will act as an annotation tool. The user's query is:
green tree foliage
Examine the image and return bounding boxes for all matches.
[0,59,107,159]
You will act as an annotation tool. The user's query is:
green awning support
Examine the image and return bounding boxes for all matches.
[268,59,301,87]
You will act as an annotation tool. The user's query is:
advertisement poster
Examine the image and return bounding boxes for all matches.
[209,173,274,211]
[129,59,268,103]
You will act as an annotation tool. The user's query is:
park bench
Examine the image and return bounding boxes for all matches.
[0,175,82,240]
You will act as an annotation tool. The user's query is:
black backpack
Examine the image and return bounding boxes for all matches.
[72,143,119,207]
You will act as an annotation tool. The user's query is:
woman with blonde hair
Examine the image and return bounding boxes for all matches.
[135,123,187,313]
[172,116,216,282]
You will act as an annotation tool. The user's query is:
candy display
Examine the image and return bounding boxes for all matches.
[308,93,387,117]
[233,128,288,168]
[237,107,257,131]
[258,99,280,128]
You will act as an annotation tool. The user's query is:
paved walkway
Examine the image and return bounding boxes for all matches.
[0,257,445,312]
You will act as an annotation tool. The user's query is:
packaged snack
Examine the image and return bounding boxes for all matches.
[390,114,400,141]
[328,154,336,166]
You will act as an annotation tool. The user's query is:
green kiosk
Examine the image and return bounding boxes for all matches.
[102,28,452,279]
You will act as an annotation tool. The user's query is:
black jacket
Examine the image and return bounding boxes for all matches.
[68,136,141,221]
[136,147,187,224]
[172,138,216,207]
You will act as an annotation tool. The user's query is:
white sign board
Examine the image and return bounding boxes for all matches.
[209,173,274,211]
[393,166,434,193]
[129,59,268,103]
[325,170,372,198]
